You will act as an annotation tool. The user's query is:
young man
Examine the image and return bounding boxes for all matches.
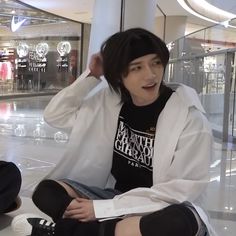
[0,161,21,214]
[12,28,215,236]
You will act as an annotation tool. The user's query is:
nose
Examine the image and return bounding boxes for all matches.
[144,66,156,80]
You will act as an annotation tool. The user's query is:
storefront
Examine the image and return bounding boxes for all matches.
[0,0,89,95]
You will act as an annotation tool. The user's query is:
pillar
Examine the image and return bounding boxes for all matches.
[155,15,187,43]
[88,0,157,60]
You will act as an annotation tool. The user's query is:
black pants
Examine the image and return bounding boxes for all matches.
[0,161,22,213]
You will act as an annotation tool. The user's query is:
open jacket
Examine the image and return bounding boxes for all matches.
[44,70,215,234]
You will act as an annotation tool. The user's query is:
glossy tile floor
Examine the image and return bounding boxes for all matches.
[0,95,236,235]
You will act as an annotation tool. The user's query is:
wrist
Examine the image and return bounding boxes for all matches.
[88,72,101,79]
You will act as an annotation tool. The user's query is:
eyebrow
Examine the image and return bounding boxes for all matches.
[129,55,160,66]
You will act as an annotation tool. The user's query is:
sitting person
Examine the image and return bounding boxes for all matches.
[12,28,216,236]
[0,160,21,214]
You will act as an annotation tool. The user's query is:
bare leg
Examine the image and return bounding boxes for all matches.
[115,216,142,236]
[55,181,91,219]
[56,182,142,235]
[56,181,80,198]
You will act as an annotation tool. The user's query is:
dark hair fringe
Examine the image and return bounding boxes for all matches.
[100,28,170,103]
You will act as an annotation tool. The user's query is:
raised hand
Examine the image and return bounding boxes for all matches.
[88,52,104,79]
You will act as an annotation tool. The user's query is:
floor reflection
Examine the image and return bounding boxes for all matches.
[0,95,236,235]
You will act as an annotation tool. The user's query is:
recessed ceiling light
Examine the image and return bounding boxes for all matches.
[177,0,236,28]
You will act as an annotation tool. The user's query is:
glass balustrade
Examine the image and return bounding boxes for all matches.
[166,18,236,142]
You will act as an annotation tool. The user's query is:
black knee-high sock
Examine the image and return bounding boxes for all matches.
[55,219,100,236]
[98,219,121,236]
[32,179,73,222]
[140,204,198,236]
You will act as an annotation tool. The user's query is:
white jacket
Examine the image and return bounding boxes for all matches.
[44,70,215,234]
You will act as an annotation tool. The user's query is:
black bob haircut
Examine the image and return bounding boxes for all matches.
[100,28,170,103]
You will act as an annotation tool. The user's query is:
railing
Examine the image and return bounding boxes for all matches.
[165,18,236,142]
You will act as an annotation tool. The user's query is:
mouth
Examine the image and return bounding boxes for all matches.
[142,83,157,89]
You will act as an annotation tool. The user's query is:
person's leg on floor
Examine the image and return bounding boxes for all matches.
[12,203,202,236]
[12,215,100,236]
[32,179,74,221]
[139,204,199,236]
[99,204,199,236]
[55,218,100,236]
[0,161,21,213]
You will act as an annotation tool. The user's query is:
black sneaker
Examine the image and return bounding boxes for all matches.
[11,214,55,236]
[27,218,55,236]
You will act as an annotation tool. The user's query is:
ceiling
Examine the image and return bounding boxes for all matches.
[206,0,236,14]
[18,0,96,24]
[16,0,197,24]
[16,0,236,26]
[1,0,236,34]
[0,0,67,29]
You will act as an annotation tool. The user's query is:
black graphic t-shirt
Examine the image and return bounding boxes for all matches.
[111,86,173,192]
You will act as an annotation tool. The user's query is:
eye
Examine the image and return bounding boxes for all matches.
[152,59,162,66]
[129,65,142,72]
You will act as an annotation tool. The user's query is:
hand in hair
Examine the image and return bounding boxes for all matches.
[88,53,104,79]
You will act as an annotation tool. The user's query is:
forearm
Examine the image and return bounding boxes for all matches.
[93,191,169,219]
[43,69,101,129]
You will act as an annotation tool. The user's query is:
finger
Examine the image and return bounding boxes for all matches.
[76,197,90,202]
[65,212,91,221]
[64,208,82,216]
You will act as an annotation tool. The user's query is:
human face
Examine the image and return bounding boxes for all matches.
[122,54,164,106]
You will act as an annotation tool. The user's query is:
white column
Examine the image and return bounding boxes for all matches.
[124,0,156,31]
[155,16,187,43]
[87,0,122,60]
[88,0,157,61]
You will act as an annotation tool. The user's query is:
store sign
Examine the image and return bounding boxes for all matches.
[11,16,26,32]
[17,42,29,58]
[57,41,71,56]
[28,51,47,72]
[56,41,71,72]
[36,42,49,58]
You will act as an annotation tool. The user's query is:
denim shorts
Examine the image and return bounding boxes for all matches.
[60,178,122,200]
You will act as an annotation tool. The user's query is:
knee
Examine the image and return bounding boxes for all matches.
[140,204,198,236]
[32,179,73,221]
[32,179,57,205]
[32,179,71,207]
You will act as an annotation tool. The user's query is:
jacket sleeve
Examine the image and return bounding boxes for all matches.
[43,69,102,130]
[93,108,213,219]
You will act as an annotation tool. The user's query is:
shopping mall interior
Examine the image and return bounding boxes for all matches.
[1,0,236,235]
